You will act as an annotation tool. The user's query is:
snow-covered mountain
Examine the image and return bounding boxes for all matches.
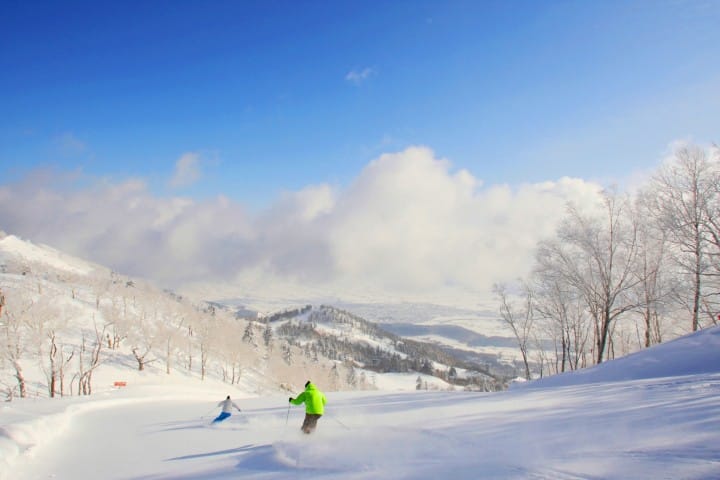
[213,296,523,366]
[263,304,512,388]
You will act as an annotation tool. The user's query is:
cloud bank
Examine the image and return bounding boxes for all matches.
[0,147,602,306]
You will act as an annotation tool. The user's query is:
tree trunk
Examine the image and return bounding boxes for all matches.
[200,345,208,380]
[49,334,58,398]
[132,348,146,371]
[166,338,171,374]
[693,252,701,331]
[13,360,27,398]
[596,325,607,364]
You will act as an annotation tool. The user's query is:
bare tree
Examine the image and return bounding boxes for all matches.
[91,272,113,311]
[215,314,245,384]
[531,263,591,373]
[648,145,717,331]
[191,310,215,380]
[128,307,157,371]
[76,319,107,395]
[700,144,720,326]
[156,299,187,375]
[2,283,75,399]
[25,290,72,398]
[46,329,60,397]
[185,323,194,372]
[537,190,641,364]
[630,192,675,347]
[494,282,534,380]
[57,343,75,396]
[1,288,31,398]
[104,295,131,350]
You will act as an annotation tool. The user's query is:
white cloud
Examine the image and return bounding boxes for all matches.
[169,152,202,188]
[323,148,601,300]
[0,148,605,306]
[345,67,376,86]
[55,133,87,156]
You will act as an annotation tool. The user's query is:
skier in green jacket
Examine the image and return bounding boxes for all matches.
[289,381,327,434]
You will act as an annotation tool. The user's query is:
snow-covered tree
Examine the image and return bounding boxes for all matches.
[647,145,718,331]
[263,322,273,350]
[699,144,720,326]
[191,309,217,380]
[282,341,293,365]
[629,193,675,347]
[155,297,189,375]
[127,300,159,371]
[531,262,592,373]
[494,282,535,379]
[537,190,641,364]
[346,366,357,387]
[1,286,31,398]
[75,317,106,395]
[329,363,340,390]
[242,320,255,344]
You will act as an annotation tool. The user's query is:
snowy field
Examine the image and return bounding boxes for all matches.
[2,326,720,480]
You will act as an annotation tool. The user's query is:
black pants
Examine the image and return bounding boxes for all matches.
[301,413,322,434]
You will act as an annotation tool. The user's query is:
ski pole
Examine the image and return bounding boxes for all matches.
[285,403,291,426]
[327,412,350,430]
[236,407,247,421]
[201,404,216,419]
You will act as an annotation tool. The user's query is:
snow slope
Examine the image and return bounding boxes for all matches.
[2,327,720,480]
[0,234,98,275]
[513,325,720,388]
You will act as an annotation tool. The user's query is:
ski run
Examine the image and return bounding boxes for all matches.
[2,326,719,480]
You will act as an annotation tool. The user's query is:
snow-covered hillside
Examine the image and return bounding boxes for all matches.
[0,233,99,276]
[0,233,500,407]
[0,234,366,403]
[200,294,524,370]
[266,304,508,390]
[2,326,719,479]
[513,324,720,389]
[210,299,524,383]
[335,301,525,364]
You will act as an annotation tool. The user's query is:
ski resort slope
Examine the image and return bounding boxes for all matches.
[3,327,720,480]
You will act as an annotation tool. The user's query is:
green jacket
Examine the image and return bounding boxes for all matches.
[290,382,327,415]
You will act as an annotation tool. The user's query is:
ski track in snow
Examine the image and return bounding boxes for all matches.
[3,373,720,480]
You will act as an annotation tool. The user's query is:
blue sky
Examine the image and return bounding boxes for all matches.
[0,1,718,304]
[2,0,718,204]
